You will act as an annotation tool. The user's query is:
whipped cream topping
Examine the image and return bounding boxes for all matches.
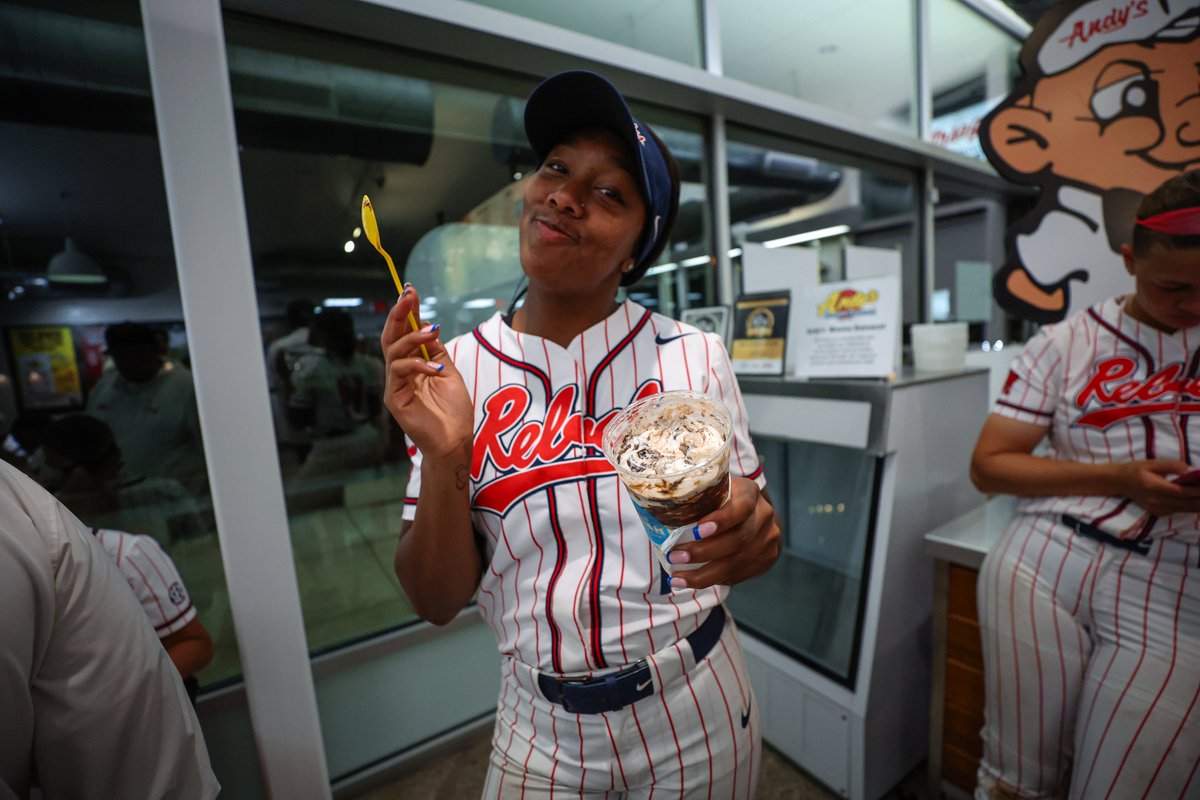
[611,398,729,501]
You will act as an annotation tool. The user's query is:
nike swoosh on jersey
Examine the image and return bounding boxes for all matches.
[741,697,752,728]
[654,332,694,346]
[635,678,653,692]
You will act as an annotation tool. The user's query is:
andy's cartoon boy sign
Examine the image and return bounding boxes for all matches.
[981,0,1200,323]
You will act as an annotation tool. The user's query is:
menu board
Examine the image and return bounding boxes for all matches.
[730,292,790,376]
[7,326,84,409]
[794,276,900,379]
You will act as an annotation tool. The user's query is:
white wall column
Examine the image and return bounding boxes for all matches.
[139,1,331,796]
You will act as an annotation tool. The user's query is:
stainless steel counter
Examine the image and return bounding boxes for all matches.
[922,494,1016,570]
[739,366,989,456]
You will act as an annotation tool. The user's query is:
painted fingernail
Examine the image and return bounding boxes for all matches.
[427,361,444,371]
[693,522,717,539]
[669,577,688,589]
[401,288,409,298]
[667,550,690,564]
[430,324,440,333]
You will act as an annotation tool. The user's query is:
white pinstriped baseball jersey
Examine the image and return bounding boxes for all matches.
[92,528,196,638]
[996,296,1200,546]
[403,300,765,676]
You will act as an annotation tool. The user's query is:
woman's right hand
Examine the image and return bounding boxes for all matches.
[1111,459,1200,517]
[381,286,474,460]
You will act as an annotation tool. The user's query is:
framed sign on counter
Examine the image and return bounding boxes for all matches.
[681,305,730,345]
[794,275,900,379]
[730,292,790,376]
[6,326,84,410]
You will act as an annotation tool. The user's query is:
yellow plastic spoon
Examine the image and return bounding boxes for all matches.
[361,195,431,361]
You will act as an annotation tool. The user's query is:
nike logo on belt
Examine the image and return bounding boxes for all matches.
[635,678,653,692]
[655,332,694,346]
[741,698,752,728]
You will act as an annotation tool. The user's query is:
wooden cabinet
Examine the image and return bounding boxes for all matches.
[930,562,986,797]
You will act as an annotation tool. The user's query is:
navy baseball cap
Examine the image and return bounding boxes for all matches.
[524,70,674,274]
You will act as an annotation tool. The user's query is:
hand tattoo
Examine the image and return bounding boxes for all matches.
[455,464,469,490]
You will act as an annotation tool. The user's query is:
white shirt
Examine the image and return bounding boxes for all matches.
[289,351,383,436]
[86,362,207,494]
[0,462,218,799]
[266,326,319,393]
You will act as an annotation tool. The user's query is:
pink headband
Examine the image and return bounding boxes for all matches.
[1136,207,1200,236]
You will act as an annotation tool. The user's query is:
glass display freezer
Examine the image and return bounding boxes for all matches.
[728,368,987,800]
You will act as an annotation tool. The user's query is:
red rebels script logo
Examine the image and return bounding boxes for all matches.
[471,381,660,515]
[1074,356,1200,429]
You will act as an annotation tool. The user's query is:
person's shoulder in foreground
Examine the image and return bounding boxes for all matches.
[0,461,219,800]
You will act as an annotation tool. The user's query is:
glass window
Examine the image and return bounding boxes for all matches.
[728,436,881,684]
[928,0,1021,159]
[464,0,703,67]
[0,1,239,688]
[935,174,1035,346]
[225,19,526,651]
[717,0,917,134]
[724,125,921,325]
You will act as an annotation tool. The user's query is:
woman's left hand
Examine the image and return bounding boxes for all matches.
[665,477,782,590]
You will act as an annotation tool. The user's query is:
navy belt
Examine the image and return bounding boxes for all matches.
[1061,514,1151,555]
[536,605,726,714]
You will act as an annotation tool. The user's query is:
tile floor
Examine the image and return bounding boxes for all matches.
[352,723,930,799]
[177,464,419,687]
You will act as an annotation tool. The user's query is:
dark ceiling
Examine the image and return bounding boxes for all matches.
[0,0,1056,311]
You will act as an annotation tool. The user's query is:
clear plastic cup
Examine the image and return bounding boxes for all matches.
[601,390,733,574]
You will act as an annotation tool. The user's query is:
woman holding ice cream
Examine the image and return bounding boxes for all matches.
[381,70,781,797]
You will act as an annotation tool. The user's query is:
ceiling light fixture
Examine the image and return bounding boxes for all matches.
[323,297,364,307]
[761,224,851,249]
[344,240,355,253]
[46,238,107,284]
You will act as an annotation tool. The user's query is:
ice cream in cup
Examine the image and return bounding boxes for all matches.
[601,390,733,575]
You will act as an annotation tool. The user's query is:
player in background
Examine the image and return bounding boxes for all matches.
[90,528,214,701]
[383,70,781,797]
[970,169,1200,798]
